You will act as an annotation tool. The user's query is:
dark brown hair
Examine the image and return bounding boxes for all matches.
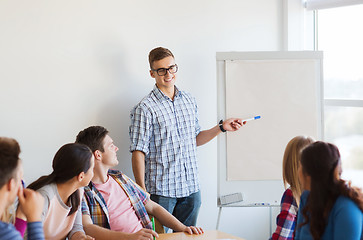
[300,141,363,240]
[27,143,92,216]
[148,47,174,69]
[0,137,21,188]
[75,126,109,152]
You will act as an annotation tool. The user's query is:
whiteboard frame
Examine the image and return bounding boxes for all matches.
[216,51,324,206]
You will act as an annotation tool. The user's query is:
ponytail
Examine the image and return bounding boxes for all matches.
[27,172,57,191]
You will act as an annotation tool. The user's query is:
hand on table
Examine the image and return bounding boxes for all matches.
[183,226,204,235]
[129,228,159,240]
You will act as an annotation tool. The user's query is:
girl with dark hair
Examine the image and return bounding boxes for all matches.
[27,143,95,240]
[295,141,363,240]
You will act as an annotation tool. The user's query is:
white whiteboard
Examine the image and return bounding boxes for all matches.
[217,51,323,204]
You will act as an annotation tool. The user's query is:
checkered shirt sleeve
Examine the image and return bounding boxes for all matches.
[271,188,298,240]
[129,104,152,155]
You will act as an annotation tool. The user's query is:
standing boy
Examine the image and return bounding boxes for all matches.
[129,47,244,226]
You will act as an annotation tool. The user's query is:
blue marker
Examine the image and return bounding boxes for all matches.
[243,116,261,122]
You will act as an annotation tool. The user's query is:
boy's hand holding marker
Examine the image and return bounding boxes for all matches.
[222,116,261,132]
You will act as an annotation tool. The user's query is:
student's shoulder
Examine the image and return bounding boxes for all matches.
[108,170,138,189]
[299,190,310,207]
[37,183,57,200]
[280,188,298,210]
[283,188,293,196]
[335,196,362,214]
[108,169,122,177]
[330,196,363,230]
[0,221,22,239]
[281,188,294,202]
[132,91,158,111]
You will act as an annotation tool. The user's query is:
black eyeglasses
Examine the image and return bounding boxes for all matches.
[151,64,178,76]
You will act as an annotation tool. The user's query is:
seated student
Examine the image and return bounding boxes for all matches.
[2,178,32,237]
[0,137,45,240]
[3,193,29,237]
[27,143,95,240]
[75,126,204,240]
[295,141,363,240]
[271,136,314,240]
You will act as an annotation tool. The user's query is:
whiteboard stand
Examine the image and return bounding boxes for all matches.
[216,51,323,237]
[216,204,280,237]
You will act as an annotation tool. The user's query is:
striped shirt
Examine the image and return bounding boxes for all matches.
[81,170,153,230]
[129,85,201,198]
[271,188,298,240]
[0,221,44,240]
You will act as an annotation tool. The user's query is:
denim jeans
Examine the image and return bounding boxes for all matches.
[151,191,201,232]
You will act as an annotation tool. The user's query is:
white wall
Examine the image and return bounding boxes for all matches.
[0,1,311,239]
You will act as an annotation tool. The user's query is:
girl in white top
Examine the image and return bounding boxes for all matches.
[27,143,95,240]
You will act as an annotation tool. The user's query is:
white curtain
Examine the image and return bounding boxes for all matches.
[305,0,363,10]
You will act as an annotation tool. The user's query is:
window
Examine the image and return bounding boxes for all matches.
[317,4,363,187]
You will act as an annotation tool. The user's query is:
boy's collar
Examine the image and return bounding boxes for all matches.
[153,85,180,100]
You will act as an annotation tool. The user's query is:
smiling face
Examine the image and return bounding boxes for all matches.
[150,56,177,95]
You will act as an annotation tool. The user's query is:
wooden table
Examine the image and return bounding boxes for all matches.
[157,230,245,240]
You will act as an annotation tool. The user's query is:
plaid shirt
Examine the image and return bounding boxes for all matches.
[129,85,201,198]
[271,188,298,240]
[81,170,153,230]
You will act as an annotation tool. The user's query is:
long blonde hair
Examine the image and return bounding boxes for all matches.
[283,136,314,206]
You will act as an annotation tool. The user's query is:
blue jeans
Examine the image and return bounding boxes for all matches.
[151,191,201,232]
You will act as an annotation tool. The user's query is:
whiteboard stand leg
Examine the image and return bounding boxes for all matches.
[269,206,272,237]
[216,207,222,230]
